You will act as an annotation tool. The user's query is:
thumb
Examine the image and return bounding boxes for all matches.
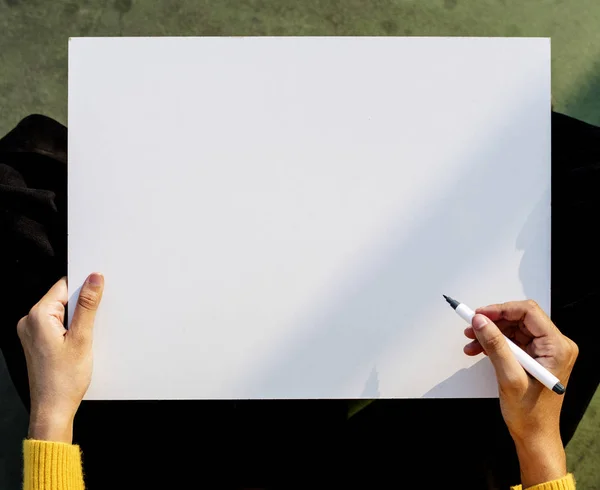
[471,314,523,387]
[70,273,104,343]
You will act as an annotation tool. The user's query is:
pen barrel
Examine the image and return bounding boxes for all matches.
[456,303,475,323]
[504,337,560,390]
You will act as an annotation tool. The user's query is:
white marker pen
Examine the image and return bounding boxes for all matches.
[443,295,565,395]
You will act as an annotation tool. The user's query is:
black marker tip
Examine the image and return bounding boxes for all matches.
[552,382,566,395]
[443,294,460,310]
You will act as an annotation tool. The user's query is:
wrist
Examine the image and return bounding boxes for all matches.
[28,410,75,444]
[514,434,567,488]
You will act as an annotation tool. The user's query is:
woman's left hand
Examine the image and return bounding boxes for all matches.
[18,273,104,443]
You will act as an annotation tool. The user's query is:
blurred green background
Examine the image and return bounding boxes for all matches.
[1,0,598,488]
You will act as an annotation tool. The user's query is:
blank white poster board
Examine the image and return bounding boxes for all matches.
[68,37,550,400]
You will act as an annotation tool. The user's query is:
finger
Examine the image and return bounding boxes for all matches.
[467,321,524,343]
[28,278,68,332]
[512,328,533,348]
[527,336,560,361]
[471,314,525,388]
[70,273,104,343]
[463,339,484,356]
[38,277,68,307]
[476,300,554,337]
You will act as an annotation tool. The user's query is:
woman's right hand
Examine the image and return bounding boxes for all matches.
[463,300,578,488]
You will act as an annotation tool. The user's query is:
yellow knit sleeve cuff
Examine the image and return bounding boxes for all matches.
[23,439,85,490]
[511,473,575,490]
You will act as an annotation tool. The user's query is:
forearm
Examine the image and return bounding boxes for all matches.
[514,435,568,488]
[28,412,74,444]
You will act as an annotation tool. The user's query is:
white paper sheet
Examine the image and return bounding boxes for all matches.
[68,37,550,399]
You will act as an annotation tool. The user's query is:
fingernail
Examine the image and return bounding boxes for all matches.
[87,272,104,286]
[472,314,489,331]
